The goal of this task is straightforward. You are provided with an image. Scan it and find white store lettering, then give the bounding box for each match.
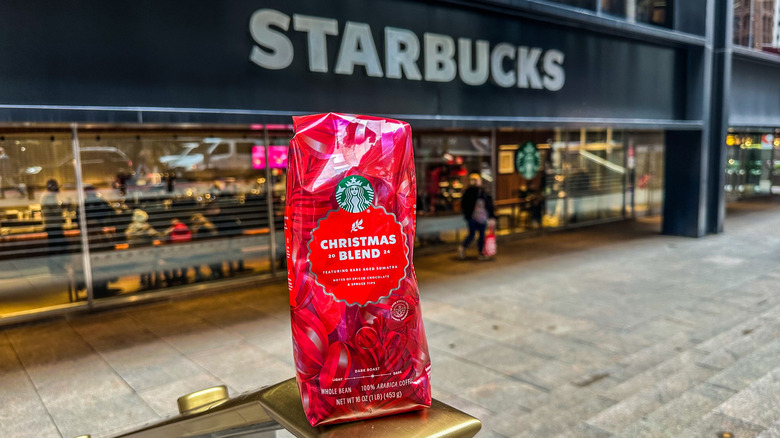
[248,8,565,91]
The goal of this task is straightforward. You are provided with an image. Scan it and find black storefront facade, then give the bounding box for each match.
[0,0,760,324]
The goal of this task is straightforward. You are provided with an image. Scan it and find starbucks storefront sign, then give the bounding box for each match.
[249,8,566,91]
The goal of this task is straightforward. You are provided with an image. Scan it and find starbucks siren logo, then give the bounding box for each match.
[515,141,541,180]
[336,176,374,213]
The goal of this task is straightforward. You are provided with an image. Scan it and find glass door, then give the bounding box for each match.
[632,133,665,217]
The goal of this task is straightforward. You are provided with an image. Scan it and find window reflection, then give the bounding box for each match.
[0,133,85,314]
[565,129,625,224]
[548,0,598,11]
[734,0,780,53]
[546,0,673,28]
[414,134,492,246]
[0,130,292,314]
[76,132,287,299]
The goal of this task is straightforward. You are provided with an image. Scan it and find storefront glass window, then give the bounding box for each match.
[493,130,552,234]
[415,133,492,247]
[546,0,673,28]
[547,0,597,11]
[725,132,777,200]
[544,130,567,229]
[74,131,281,300]
[733,0,780,53]
[0,126,664,318]
[630,132,665,217]
[634,0,672,27]
[565,129,626,224]
[601,0,627,17]
[774,138,780,193]
[0,132,87,315]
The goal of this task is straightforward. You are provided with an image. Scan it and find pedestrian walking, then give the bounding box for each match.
[40,179,66,272]
[458,173,495,260]
[125,208,160,289]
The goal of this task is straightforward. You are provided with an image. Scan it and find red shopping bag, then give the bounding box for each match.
[483,224,497,257]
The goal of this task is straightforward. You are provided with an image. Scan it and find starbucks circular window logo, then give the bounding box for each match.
[335,175,374,213]
[515,141,541,180]
[390,300,409,321]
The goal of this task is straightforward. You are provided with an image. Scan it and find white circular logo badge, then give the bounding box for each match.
[390,300,409,321]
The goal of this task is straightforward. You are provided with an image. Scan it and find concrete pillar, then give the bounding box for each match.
[663,130,708,237]
[662,0,732,237]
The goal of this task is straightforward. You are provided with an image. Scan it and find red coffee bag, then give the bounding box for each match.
[285,113,431,426]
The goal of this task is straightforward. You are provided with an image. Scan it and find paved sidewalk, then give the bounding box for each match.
[3,199,780,437]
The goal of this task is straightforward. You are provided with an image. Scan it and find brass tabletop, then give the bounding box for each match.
[114,378,481,438]
[257,378,482,438]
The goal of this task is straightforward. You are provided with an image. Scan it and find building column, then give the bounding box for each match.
[662,0,731,237]
[663,130,708,237]
[706,0,733,234]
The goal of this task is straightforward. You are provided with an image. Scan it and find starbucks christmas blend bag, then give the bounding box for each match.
[285,113,431,426]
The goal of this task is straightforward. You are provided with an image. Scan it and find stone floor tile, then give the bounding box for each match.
[675,411,764,438]
[587,364,716,434]
[187,301,270,328]
[27,355,134,404]
[218,310,290,341]
[505,331,617,370]
[624,317,697,345]
[451,341,548,377]
[0,370,53,434]
[160,322,245,355]
[428,352,506,396]
[426,323,500,356]
[108,352,205,392]
[189,342,282,377]
[137,373,226,417]
[717,368,780,428]
[457,377,547,412]
[602,350,707,401]
[244,329,294,363]
[0,416,60,438]
[494,395,615,438]
[189,342,295,392]
[71,312,160,351]
[613,383,735,437]
[7,322,93,367]
[708,339,780,392]
[48,392,159,438]
[608,332,692,381]
[553,423,613,438]
[757,419,780,438]
[215,363,295,394]
[511,358,595,391]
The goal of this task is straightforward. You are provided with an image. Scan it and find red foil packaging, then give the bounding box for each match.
[285,113,432,426]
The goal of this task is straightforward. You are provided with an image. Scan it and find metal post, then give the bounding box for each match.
[263,126,277,277]
[626,0,636,23]
[72,124,95,305]
[749,0,755,48]
[621,130,628,218]
[562,130,570,228]
[490,127,497,211]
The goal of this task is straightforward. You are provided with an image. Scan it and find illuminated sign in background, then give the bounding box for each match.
[252,145,289,169]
